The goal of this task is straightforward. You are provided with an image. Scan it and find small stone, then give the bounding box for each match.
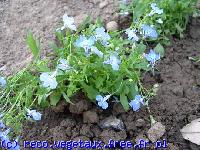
[99,116,125,130]
[99,1,108,9]
[106,21,118,31]
[147,122,166,142]
[83,111,99,123]
[135,119,146,128]
[74,14,88,28]
[172,85,183,97]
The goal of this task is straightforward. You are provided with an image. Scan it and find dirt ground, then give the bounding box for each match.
[0,0,119,76]
[1,0,200,150]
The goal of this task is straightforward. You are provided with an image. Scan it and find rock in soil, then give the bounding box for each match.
[99,1,108,9]
[135,119,146,128]
[106,21,118,31]
[83,111,99,124]
[99,116,125,130]
[147,122,166,142]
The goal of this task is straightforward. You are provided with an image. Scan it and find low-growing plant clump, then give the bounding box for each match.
[0,0,198,149]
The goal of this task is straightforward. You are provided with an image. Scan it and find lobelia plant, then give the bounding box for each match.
[0,11,162,141]
[120,0,197,44]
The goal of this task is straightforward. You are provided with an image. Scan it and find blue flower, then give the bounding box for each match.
[0,76,6,88]
[40,72,58,89]
[91,46,104,58]
[57,59,71,71]
[125,29,139,42]
[96,95,111,109]
[129,95,144,111]
[149,3,163,16]
[141,24,158,39]
[0,120,5,129]
[75,35,95,56]
[27,109,42,121]
[0,128,10,140]
[95,27,111,46]
[60,14,77,31]
[144,49,160,67]
[103,54,121,71]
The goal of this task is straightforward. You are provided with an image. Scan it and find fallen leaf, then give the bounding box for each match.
[180,118,200,145]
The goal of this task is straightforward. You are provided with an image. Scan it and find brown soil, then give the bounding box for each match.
[0,0,118,76]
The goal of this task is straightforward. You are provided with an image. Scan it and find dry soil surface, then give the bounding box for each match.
[0,0,119,76]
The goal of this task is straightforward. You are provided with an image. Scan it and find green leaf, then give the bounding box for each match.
[120,93,129,111]
[50,92,61,106]
[62,92,74,105]
[154,43,165,58]
[81,82,98,101]
[135,61,149,70]
[26,32,40,58]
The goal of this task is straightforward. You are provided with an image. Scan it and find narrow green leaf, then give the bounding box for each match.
[62,92,74,105]
[26,32,40,58]
[50,92,61,106]
[154,43,165,58]
[120,93,129,111]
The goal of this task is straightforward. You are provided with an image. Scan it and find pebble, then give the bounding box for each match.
[99,1,108,9]
[147,122,166,142]
[106,21,118,31]
[99,116,125,130]
[135,119,146,128]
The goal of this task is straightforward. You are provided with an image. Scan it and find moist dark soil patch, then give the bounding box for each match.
[21,24,200,150]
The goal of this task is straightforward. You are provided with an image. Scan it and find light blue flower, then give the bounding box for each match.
[27,109,42,121]
[40,72,58,89]
[0,120,5,129]
[96,95,111,109]
[144,49,160,67]
[148,3,163,16]
[91,46,104,58]
[125,29,139,42]
[75,35,95,56]
[60,14,77,31]
[141,24,158,39]
[57,59,71,71]
[129,95,144,111]
[0,76,6,88]
[103,54,121,71]
[157,18,163,24]
[95,27,111,46]
[0,128,10,140]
